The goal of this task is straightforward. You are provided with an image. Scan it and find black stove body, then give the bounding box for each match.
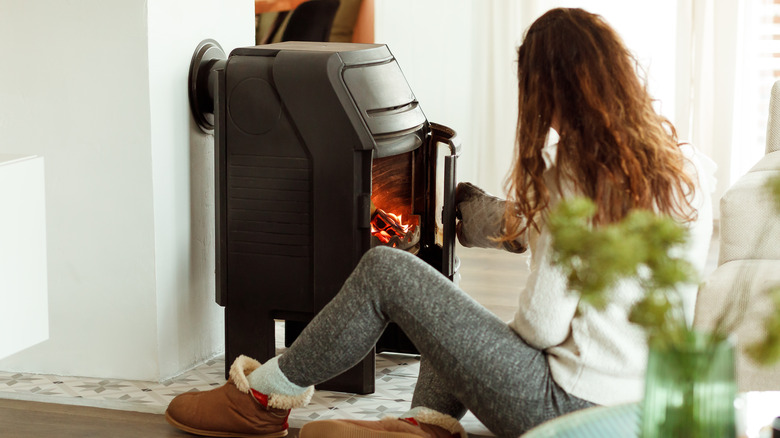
[189,41,459,394]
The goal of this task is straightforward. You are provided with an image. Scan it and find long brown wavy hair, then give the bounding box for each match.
[503,8,697,240]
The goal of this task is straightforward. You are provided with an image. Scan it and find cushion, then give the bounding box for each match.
[767,81,780,154]
[694,259,780,391]
[748,150,780,173]
[718,167,780,264]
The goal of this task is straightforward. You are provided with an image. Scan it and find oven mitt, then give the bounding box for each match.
[455,182,527,253]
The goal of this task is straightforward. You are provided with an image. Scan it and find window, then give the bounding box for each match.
[732,0,777,180]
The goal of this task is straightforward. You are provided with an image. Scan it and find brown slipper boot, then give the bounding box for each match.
[165,355,313,438]
[299,407,467,438]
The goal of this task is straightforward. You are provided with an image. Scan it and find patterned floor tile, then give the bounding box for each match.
[325,395,414,420]
[0,352,492,436]
[370,374,418,402]
[287,390,354,425]
[376,353,421,378]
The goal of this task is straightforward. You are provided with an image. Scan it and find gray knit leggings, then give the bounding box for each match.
[277,246,594,437]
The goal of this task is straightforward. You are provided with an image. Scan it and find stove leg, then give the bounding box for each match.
[283,319,376,394]
[224,305,276,379]
[314,348,376,395]
[224,308,375,394]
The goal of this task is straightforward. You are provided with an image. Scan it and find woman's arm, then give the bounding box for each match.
[455,182,527,253]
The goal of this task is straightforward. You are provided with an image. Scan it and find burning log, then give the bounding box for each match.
[370,202,419,250]
[371,208,410,243]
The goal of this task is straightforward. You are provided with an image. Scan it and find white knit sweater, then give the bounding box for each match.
[507,142,716,406]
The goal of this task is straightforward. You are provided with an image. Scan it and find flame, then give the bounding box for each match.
[370,209,414,244]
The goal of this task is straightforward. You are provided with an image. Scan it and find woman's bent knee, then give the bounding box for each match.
[359,246,420,272]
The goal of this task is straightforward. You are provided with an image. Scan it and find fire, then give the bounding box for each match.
[370,208,413,244]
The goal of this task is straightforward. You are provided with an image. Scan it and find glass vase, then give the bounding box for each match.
[641,331,737,438]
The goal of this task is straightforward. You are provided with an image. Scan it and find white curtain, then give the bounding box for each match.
[727,0,776,176]
[672,0,773,217]
[680,0,743,218]
[467,0,523,197]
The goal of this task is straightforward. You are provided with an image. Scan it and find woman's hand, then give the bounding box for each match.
[455,182,526,253]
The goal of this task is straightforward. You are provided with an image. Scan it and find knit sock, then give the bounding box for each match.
[246,355,309,397]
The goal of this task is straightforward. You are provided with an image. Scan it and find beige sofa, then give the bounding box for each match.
[694,80,780,391]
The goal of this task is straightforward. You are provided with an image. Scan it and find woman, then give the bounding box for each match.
[165,8,714,438]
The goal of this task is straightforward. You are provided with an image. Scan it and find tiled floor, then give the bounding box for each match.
[0,356,225,412]
[0,323,493,436]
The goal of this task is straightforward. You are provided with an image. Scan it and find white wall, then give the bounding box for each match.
[374,0,483,189]
[147,0,253,379]
[0,0,253,381]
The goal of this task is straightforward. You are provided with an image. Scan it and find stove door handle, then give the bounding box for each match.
[431,123,461,279]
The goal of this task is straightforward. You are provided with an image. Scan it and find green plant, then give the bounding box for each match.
[548,175,780,363]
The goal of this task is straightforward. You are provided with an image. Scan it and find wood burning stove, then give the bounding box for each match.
[188,40,459,394]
